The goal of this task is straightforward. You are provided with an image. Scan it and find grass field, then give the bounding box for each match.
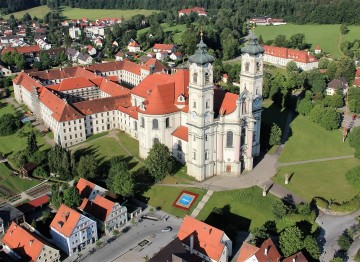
[0,163,40,194]
[197,187,278,230]
[255,24,360,58]
[279,115,354,162]
[142,186,206,218]
[5,6,158,20]
[137,23,187,45]
[272,158,360,202]
[117,131,141,160]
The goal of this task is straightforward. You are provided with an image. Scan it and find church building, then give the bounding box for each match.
[12,34,264,181]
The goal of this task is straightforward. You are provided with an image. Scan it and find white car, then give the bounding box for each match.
[161,226,172,232]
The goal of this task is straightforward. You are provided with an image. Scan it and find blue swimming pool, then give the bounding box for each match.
[179,195,194,206]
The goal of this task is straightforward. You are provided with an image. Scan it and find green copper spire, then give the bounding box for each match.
[241,31,265,55]
[188,33,215,65]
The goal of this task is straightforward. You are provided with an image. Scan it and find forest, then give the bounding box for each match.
[3,0,360,24]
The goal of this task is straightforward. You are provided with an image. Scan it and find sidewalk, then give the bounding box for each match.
[190,190,213,217]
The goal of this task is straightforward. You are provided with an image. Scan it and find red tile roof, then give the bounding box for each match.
[73,95,131,115]
[283,251,308,262]
[3,222,46,261]
[1,45,40,55]
[153,43,175,51]
[254,238,281,262]
[237,242,259,262]
[128,41,140,47]
[30,67,97,81]
[76,178,95,198]
[214,89,239,116]
[79,195,115,221]
[51,77,95,91]
[96,78,130,96]
[354,78,360,86]
[17,195,49,214]
[263,45,317,63]
[118,105,138,119]
[131,73,170,98]
[172,126,188,141]
[356,68,360,78]
[50,204,81,237]
[13,72,43,93]
[177,216,226,261]
[178,7,207,15]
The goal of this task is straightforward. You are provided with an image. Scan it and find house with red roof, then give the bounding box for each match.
[178,7,207,17]
[79,195,127,235]
[237,238,281,262]
[354,68,360,86]
[314,45,322,54]
[127,40,141,52]
[76,178,108,200]
[177,216,232,262]
[3,222,60,262]
[12,34,264,180]
[153,43,176,60]
[263,45,318,71]
[50,204,98,256]
[249,16,286,26]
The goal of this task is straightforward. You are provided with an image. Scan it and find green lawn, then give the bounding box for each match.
[279,115,354,162]
[197,187,278,230]
[5,6,158,20]
[255,24,360,58]
[137,23,187,45]
[74,137,142,170]
[117,131,141,159]
[272,158,360,202]
[142,186,206,218]
[0,163,40,194]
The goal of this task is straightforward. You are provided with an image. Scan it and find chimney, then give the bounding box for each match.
[190,234,194,254]
[292,254,297,262]
[29,240,34,247]
[209,228,212,234]
[264,247,268,256]
[65,211,70,220]
[58,221,63,228]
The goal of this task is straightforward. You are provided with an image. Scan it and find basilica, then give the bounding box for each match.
[13,34,264,181]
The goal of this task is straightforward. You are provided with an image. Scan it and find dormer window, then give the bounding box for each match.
[178,95,185,102]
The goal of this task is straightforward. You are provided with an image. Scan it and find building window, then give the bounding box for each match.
[165,117,170,128]
[141,117,145,128]
[245,62,250,72]
[205,150,209,160]
[134,121,137,131]
[226,131,234,148]
[205,134,208,141]
[205,72,210,83]
[192,150,196,160]
[153,137,159,145]
[193,72,198,83]
[152,119,159,130]
[193,101,196,109]
[178,140,182,151]
[206,100,210,109]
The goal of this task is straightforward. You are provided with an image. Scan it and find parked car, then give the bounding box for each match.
[161,226,172,232]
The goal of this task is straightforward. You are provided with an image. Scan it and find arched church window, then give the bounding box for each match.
[205,150,209,160]
[165,117,170,128]
[192,150,196,160]
[141,117,145,128]
[242,100,247,114]
[193,72,198,83]
[256,61,261,71]
[178,140,182,151]
[241,128,246,145]
[226,131,233,148]
[152,119,159,130]
[205,72,210,83]
[245,62,250,72]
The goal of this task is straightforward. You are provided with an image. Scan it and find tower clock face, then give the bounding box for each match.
[205,111,211,122]
[191,111,197,120]
[254,96,262,108]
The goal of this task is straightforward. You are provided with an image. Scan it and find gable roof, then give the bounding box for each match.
[79,195,115,221]
[153,43,175,51]
[76,178,95,198]
[95,78,130,96]
[50,204,81,237]
[0,204,24,225]
[49,77,95,91]
[73,95,131,115]
[29,66,97,81]
[3,222,45,261]
[128,41,140,47]
[263,45,317,63]
[237,242,259,262]
[1,45,40,55]
[254,238,281,262]
[13,72,43,93]
[177,216,226,261]
[149,237,190,262]
[172,126,188,141]
[327,77,348,90]
[283,251,308,262]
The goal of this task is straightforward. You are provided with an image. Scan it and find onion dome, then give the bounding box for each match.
[241,31,264,55]
[188,36,214,65]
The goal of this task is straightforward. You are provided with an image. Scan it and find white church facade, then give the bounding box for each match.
[12,35,264,181]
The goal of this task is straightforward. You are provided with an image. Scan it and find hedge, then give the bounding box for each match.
[314,196,360,213]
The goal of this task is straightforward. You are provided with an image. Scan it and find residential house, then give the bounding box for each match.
[79,195,127,235]
[2,222,60,262]
[0,65,12,76]
[177,216,232,262]
[36,39,51,50]
[170,52,183,61]
[77,53,93,65]
[69,27,81,39]
[262,45,318,71]
[87,45,97,56]
[115,51,124,61]
[93,38,103,48]
[127,41,141,53]
[50,204,98,256]
[153,43,176,54]
[283,251,308,262]
[66,48,79,62]
[249,16,286,26]
[237,238,281,262]
[76,178,108,200]
[326,77,349,96]
[178,7,207,17]
[0,203,25,235]
[1,45,41,63]
[149,237,191,262]
[0,35,24,45]
[314,45,322,54]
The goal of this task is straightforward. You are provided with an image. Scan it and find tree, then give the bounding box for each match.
[145,142,174,181]
[286,61,298,73]
[348,126,360,149]
[33,166,49,178]
[304,236,320,260]
[318,57,329,69]
[296,98,313,116]
[107,157,135,197]
[288,33,308,50]
[340,24,349,35]
[269,123,282,146]
[307,69,326,94]
[279,226,304,257]
[63,186,81,208]
[251,226,269,245]
[337,232,353,251]
[273,35,287,47]
[222,34,238,60]
[272,200,288,219]
[309,105,340,130]
[77,155,98,179]
[0,114,21,136]
[335,57,356,83]
[26,131,39,154]
[345,165,360,190]
[50,183,63,209]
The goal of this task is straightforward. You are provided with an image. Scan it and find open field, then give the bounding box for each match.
[279,115,354,162]
[0,163,40,194]
[137,23,187,44]
[272,158,360,202]
[117,131,141,160]
[197,187,278,230]
[255,24,360,58]
[5,6,158,20]
[141,186,206,218]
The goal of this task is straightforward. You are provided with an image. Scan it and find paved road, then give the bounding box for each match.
[80,209,182,262]
[316,209,360,262]
[277,155,355,167]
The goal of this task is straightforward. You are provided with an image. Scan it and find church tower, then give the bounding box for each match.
[186,36,215,181]
[239,32,264,169]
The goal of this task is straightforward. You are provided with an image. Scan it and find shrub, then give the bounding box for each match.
[354,248,360,262]
[0,114,21,136]
[345,165,360,191]
[272,200,289,219]
[337,232,353,251]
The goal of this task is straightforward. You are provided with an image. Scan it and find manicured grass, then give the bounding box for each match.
[262,99,289,130]
[137,23,187,45]
[197,187,278,230]
[74,137,142,170]
[0,102,17,115]
[279,115,354,162]
[117,131,141,159]
[272,158,360,202]
[5,6,158,20]
[0,163,40,194]
[61,7,158,20]
[255,24,360,58]
[142,186,206,218]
